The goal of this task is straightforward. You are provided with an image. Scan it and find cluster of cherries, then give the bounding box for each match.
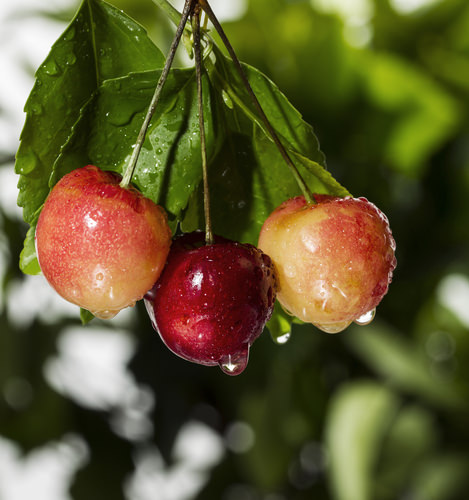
[36,165,396,375]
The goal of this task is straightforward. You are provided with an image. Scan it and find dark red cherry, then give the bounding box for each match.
[144,232,277,375]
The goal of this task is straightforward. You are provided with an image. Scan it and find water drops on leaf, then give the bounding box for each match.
[30,103,43,116]
[222,89,234,109]
[43,59,61,76]
[63,26,76,41]
[65,53,77,66]
[16,149,38,175]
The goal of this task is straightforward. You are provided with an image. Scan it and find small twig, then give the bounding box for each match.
[192,4,213,245]
[199,0,315,203]
[120,0,195,188]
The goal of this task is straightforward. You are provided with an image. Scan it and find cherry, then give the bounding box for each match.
[35,165,172,319]
[144,232,277,375]
[258,195,396,333]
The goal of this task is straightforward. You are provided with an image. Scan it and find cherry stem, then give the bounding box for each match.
[199,0,315,204]
[120,0,196,189]
[192,6,214,245]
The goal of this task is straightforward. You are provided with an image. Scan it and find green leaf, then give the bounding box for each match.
[325,381,399,500]
[80,308,95,325]
[346,323,468,411]
[19,219,41,275]
[209,45,326,166]
[15,0,164,273]
[182,46,349,244]
[181,129,261,242]
[51,67,220,217]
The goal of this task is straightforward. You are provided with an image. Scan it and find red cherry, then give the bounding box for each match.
[144,232,277,375]
[36,165,172,318]
[258,195,396,333]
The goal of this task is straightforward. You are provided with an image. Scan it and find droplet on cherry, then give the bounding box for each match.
[313,321,352,334]
[144,231,277,375]
[354,308,376,326]
[219,347,250,376]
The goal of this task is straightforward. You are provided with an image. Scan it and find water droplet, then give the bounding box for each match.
[314,321,351,334]
[222,90,234,109]
[354,308,376,326]
[219,347,250,376]
[43,59,60,76]
[65,52,77,65]
[30,103,43,115]
[95,273,104,281]
[17,148,38,175]
[274,332,291,345]
[92,309,118,320]
[63,26,76,41]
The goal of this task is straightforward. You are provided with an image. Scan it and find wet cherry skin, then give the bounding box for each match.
[36,165,172,319]
[144,232,277,375]
[258,195,396,333]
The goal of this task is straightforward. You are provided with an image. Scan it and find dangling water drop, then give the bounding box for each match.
[92,309,118,320]
[314,321,351,334]
[219,346,250,376]
[274,331,291,345]
[354,308,376,326]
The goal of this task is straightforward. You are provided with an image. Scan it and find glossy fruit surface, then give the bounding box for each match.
[258,195,396,333]
[36,165,172,319]
[144,232,277,375]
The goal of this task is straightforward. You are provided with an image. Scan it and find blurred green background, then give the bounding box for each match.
[2,0,469,499]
